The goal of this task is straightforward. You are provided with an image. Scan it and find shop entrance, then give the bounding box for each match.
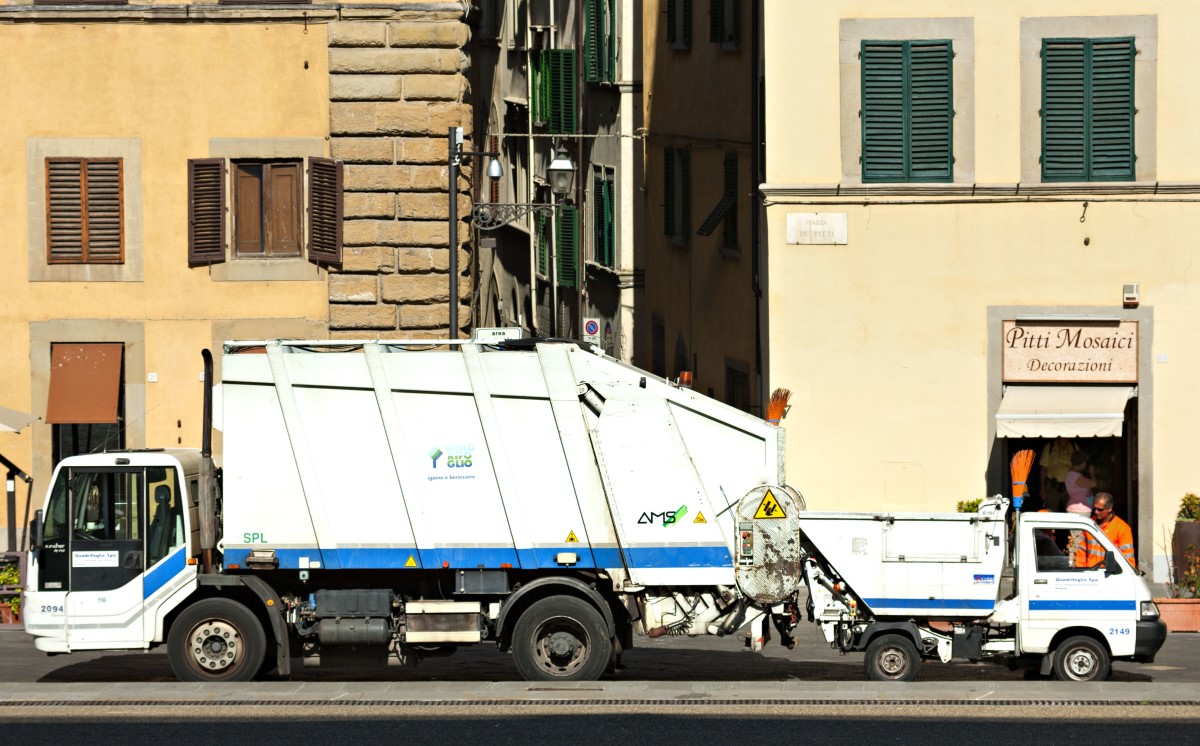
[999,396,1138,550]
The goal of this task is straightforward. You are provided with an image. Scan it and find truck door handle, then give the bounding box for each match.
[1034,578,1048,584]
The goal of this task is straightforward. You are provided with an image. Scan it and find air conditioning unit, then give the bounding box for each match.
[1123,282,1140,308]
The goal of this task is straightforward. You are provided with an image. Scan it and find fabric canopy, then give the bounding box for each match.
[45,343,123,425]
[0,406,36,433]
[996,385,1134,438]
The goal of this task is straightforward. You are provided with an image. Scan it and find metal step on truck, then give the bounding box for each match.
[19,338,1166,682]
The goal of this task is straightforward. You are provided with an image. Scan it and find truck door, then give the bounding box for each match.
[1018,522,1138,656]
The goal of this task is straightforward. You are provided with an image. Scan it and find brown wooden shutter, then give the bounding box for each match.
[188,158,227,266]
[47,157,124,265]
[266,162,302,256]
[47,159,85,264]
[307,157,343,267]
[85,159,124,262]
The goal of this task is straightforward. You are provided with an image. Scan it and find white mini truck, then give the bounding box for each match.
[21,339,1166,682]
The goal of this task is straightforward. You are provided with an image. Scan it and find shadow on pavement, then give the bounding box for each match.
[34,645,1153,684]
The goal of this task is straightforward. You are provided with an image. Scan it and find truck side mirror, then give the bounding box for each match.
[29,508,43,552]
[1104,549,1123,577]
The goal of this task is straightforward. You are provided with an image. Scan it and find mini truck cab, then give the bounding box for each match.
[23,449,200,652]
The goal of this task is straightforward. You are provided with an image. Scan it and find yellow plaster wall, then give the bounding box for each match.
[0,23,331,535]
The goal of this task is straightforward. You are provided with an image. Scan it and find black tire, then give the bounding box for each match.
[167,598,267,683]
[1052,635,1111,682]
[511,596,612,682]
[864,634,922,682]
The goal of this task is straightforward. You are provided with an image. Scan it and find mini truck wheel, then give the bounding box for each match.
[864,634,922,682]
[1052,635,1111,682]
[511,596,612,682]
[167,598,267,683]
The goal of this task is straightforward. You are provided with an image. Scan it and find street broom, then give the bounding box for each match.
[766,388,791,424]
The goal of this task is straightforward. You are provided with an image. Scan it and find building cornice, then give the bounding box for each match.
[0,3,466,23]
[760,182,1200,199]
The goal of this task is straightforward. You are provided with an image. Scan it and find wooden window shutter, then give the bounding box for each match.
[47,157,124,265]
[699,152,737,237]
[536,211,549,276]
[722,151,738,247]
[709,0,722,43]
[592,169,604,264]
[585,0,601,82]
[548,50,577,134]
[555,204,579,288]
[233,163,265,257]
[663,148,675,236]
[46,159,85,264]
[603,174,615,268]
[307,157,344,267]
[862,40,952,183]
[489,136,501,203]
[907,40,953,182]
[1088,38,1135,180]
[188,158,226,266]
[605,0,617,82]
[1041,39,1088,181]
[682,0,693,47]
[667,0,677,44]
[680,149,691,242]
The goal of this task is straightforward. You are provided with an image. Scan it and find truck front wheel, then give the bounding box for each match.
[1052,635,1111,682]
[167,598,266,683]
[864,634,922,682]
[511,596,612,681]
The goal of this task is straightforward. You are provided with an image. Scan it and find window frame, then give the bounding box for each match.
[663,147,691,247]
[667,0,693,52]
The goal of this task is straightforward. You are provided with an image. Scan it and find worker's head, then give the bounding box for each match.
[1092,492,1114,522]
[1071,450,1089,467]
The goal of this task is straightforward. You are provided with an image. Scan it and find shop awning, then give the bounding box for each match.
[996,385,1134,438]
[45,343,123,425]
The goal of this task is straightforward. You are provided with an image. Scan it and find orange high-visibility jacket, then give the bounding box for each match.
[1075,514,1136,569]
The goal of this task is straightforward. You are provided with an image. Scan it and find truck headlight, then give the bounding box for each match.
[1140,601,1160,620]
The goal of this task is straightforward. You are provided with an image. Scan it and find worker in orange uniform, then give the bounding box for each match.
[1074,492,1136,569]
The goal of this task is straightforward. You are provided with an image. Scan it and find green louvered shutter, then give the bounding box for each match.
[603,177,615,267]
[861,41,907,181]
[592,169,604,264]
[536,211,549,276]
[908,41,953,181]
[605,0,617,82]
[862,40,952,182]
[1089,38,1135,180]
[709,0,722,43]
[556,204,579,288]
[667,0,677,44]
[682,0,693,46]
[1042,39,1088,181]
[680,149,691,241]
[548,50,577,134]
[663,148,675,236]
[585,0,601,82]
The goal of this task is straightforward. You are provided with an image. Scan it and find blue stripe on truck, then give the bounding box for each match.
[222,545,727,570]
[143,548,186,599]
[1028,600,1137,611]
[862,597,996,611]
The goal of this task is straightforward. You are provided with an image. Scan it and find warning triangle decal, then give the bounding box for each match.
[566,531,580,543]
[694,512,707,524]
[404,555,418,568]
[753,490,786,519]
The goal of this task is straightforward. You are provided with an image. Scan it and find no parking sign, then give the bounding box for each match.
[583,318,601,346]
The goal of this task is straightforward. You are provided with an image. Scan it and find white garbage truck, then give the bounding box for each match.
[20,338,1165,683]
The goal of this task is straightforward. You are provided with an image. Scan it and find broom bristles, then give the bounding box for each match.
[766,388,791,423]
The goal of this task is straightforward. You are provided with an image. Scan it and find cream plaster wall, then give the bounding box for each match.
[764,1,1200,582]
[0,23,332,541]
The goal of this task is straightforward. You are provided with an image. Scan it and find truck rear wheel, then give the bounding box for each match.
[511,596,612,682]
[168,598,266,683]
[864,634,922,682]
[1052,635,1110,682]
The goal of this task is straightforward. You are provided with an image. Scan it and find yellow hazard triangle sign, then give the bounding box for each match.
[565,531,580,543]
[693,512,707,524]
[754,490,786,519]
[404,555,418,568]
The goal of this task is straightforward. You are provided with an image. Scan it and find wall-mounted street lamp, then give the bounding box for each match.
[448,126,502,338]
[465,143,576,337]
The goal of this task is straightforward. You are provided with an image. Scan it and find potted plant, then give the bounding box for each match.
[1157,494,1200,632]
[0,560,20,625]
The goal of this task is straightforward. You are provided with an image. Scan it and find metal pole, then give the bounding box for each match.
[448,126,460,338]
[549,198,558,337]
